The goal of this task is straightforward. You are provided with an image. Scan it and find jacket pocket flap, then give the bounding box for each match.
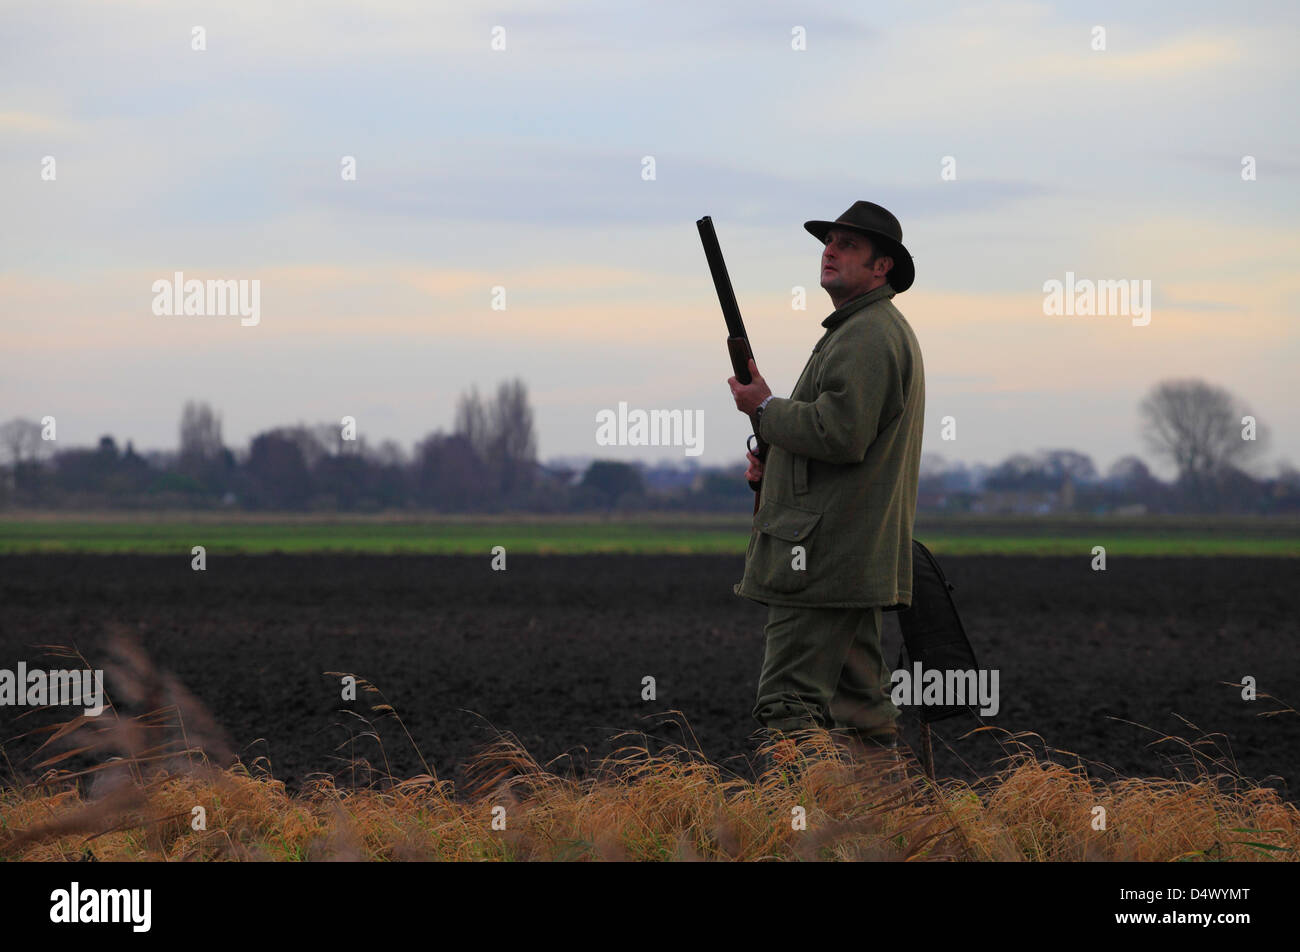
[754,501,822,542]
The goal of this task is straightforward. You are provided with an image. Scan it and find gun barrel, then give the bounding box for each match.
[698,213,768,502]
[696,216,749,342]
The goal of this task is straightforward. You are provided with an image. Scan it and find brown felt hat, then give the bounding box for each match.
[804,200,915,293]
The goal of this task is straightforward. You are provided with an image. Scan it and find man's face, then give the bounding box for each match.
[820,228,890,300]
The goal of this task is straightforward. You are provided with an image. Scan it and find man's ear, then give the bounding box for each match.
[875,255,894,276]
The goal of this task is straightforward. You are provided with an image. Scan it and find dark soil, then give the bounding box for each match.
[1,554,1296,801]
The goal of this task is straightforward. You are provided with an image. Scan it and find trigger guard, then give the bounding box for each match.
[746,434,758,454]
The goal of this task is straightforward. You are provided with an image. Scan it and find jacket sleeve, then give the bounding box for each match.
[758,325,904,464]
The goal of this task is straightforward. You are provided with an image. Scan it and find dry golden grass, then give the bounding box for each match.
[1,636,1297,862]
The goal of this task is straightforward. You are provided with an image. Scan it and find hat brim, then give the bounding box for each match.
[804,220,914,293]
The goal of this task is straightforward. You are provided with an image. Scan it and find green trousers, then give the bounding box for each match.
[752,604,900,738]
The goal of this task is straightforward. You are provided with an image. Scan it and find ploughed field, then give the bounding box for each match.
[1,553,1297,802]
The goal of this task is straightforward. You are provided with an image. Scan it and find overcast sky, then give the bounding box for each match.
[3,0,1297,479]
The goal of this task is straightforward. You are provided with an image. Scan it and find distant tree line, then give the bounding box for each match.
[0,377,751,514]
[0,378,1295,514]
[921,379,1296,514]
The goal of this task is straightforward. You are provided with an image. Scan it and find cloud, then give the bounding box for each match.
[0,110,77,136]
[1091,33,1239,79]
[303,143,1052,230]
[1166,151,1300,178]
[785,14,1277,131]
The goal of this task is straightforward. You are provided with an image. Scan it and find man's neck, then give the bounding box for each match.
[828,280,887,310]
[832,284,883,310]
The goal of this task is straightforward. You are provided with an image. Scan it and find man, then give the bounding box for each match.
[727,200,925,752]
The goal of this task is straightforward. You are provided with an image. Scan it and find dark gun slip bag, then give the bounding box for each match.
[892,540,983,725]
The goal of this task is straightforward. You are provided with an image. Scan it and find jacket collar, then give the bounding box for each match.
[821,283,896,329]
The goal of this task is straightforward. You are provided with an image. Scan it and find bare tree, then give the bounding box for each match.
[490,378,538,496]
[1139,379,1265,508]
[0,418,45,467]
[179,401,224,471]
[453,386,490,463]
[452,379,538,497]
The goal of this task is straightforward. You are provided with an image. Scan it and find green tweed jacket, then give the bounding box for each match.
[734,283,925,608]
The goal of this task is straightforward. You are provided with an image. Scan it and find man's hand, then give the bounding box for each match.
[744,450,765,483]
[728,358,772,416]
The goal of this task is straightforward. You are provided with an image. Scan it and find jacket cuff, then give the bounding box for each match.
[758,397,785,443]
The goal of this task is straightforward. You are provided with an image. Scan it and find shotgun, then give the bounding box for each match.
[697,215,768,508]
